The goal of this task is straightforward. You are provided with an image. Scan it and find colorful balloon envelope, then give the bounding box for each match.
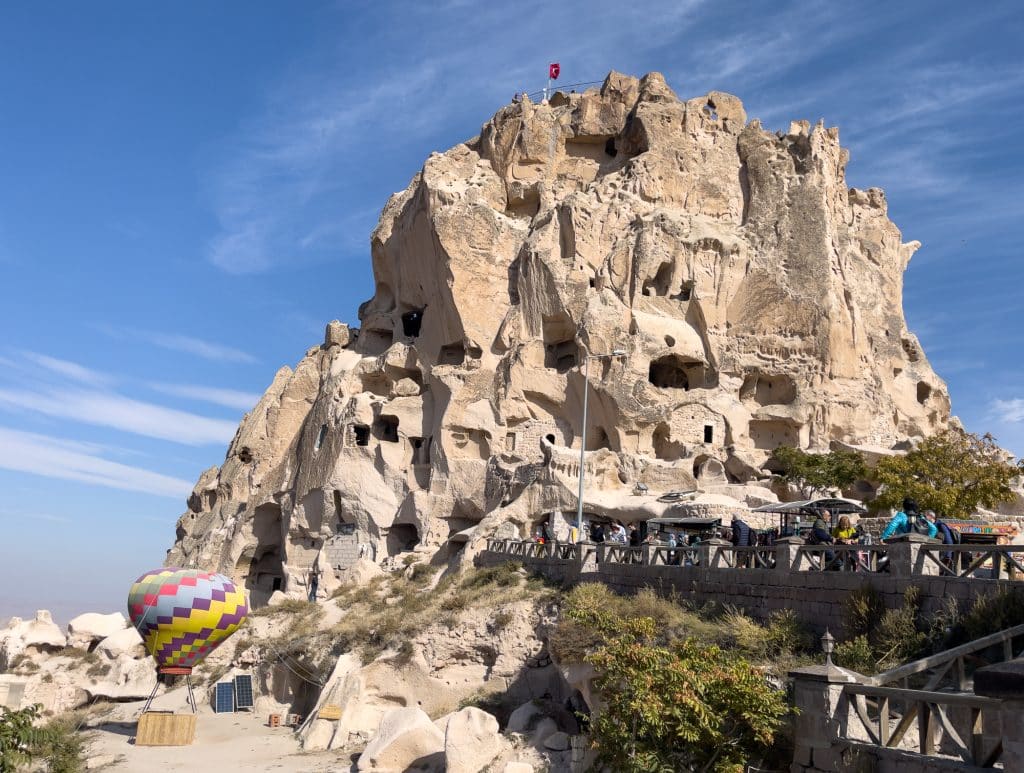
[128,568,248,671]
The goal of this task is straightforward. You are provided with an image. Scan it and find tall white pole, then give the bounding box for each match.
[576,354,590,543]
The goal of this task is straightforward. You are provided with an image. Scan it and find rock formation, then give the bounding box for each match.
[167,71,950,602]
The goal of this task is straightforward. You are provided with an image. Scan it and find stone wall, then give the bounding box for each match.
[477,545,1021,635]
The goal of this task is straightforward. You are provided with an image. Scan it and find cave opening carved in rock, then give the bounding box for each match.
[740,373,797,406]
[374,415,400,443]
[648,354,707,391]
[542,313,578,372]
[386,523,420,557]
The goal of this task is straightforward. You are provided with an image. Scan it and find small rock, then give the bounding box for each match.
[85,753,117,769]
[543,731,570,751]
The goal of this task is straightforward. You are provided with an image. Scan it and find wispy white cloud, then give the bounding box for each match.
[204,0,708,274]
[146,333,257,364]
[0,427,192,498]
[993,399,1024,424]
[148,382,262,412]
[19,350,112,387]
[94,325,258,364]
[0,508,71,524]
[0,387,238,446]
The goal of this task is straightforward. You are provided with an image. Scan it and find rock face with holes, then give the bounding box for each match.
[166,71,950,596]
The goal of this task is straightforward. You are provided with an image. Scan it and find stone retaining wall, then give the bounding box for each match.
[476,548,1019,635]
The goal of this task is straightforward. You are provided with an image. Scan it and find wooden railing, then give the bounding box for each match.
[647,545,700,566]
[796,544,888,572]
[870,623,1024,691]
[716,545,776,569]
[483,538,1024,582]
[844,683,1002,766]
[601,544,645,564]
[920,544,1024,580]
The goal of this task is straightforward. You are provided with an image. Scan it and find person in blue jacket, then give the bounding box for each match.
[881,498,937,540]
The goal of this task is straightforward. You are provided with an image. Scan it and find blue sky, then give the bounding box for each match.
[1,1,1022,622]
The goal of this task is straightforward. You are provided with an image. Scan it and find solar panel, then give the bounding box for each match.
[214,681,235,713]
[233,674,254,710]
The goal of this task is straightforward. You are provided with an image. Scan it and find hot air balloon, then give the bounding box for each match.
[128,568,248,673]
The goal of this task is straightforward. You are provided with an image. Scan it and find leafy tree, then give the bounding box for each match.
[770,446,867,499]
[1,704,44,773]
[0,704,82,773]
[566,604,788,772]
[872,429,1023,517]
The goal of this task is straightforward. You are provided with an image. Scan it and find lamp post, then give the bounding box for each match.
[576,348,627,542]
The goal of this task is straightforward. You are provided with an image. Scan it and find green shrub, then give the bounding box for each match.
[0,704,84,773]
[569,610,788,772]
[58,648,99,666]
[489,610,514,632]
[8,655,38,673]
[254,598,319,617]
[953,588,1024,645]
[85,661,111,678]
[460,562,523,590]
[408,563,438,585]
[843,584,885,639]
[835,635,876,674]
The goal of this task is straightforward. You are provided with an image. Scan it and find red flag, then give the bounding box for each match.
[549,62,560,80]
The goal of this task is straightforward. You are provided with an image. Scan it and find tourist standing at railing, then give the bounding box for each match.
[925,510,957,566]
[731,515,754,567]
[806,510,837,567]
[666,531,679,565]
[881,498,937,540]
[611,520,628,544]
[832,515,858,571]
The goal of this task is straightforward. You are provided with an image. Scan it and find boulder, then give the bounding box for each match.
[507,701,544,734]
[530,717,559,747]
[0,610,66,668]
[503,764,535,773]
[324,320,351,348]
[95,626,145,659]
[87,656,157,701]
[67,612,128,649]
[543,730,571,751]
[338,558,384,588]
[443,707,505,773]
[357,707,444,772]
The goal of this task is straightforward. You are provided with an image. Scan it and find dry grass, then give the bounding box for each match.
[550,583,815,678]
[324,561,551,664]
